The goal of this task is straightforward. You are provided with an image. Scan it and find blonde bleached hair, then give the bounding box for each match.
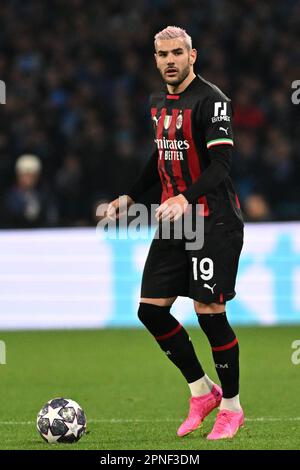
[154,26,192,50]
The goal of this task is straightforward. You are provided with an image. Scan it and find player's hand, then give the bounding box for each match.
[155,194,188,222]
[106,195,134,220]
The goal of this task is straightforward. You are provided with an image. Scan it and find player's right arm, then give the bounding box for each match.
[106,195,134,220]
[127,149,160,202]
[107,149,160,219]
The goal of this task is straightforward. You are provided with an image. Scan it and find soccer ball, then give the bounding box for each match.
[36,398,87,443]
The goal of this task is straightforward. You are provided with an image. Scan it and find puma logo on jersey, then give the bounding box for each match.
[203,283,216,293]
[219,127,229,135]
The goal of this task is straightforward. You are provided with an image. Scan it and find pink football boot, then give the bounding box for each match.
[177,384,222,437]
[207,408,244,440]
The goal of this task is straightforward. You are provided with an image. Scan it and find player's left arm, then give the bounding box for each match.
[156,96,234,221]
[181,95,234,203]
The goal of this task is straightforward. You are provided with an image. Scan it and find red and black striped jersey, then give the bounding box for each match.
[129,75,243,232]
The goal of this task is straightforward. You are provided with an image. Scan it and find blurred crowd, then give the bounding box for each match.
[0,0,299,228]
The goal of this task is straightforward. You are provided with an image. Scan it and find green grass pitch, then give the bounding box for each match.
[0,326,299,450]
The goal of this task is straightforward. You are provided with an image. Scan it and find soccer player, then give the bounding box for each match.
[107,26,244,440]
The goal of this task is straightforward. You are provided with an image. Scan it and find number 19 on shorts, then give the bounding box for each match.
[192,257,214,281]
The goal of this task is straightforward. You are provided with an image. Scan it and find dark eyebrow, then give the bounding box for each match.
[157,48,184,54]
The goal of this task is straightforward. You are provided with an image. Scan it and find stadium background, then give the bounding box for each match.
[0,0,299,328]
[0,0,299,451]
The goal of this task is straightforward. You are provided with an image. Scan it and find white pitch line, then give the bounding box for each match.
[1,417,300,426]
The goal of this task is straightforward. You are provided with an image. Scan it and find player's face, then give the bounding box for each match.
[154,38,196,86]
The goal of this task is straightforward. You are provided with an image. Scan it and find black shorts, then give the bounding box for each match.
[141,223,244,304]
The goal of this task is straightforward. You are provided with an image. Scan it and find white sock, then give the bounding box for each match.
[220,394,242,412]
[188,374,214,397]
